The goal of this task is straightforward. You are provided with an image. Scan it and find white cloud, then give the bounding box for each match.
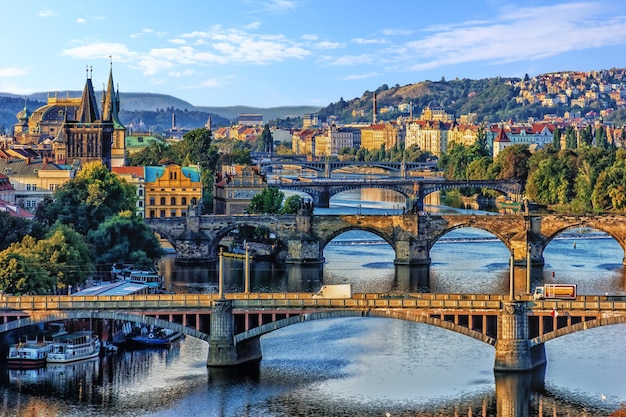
[301,34,318,41]
[261,0,298,14]
[0,67,28,77]
[313,41,344,50]
[352,38,387,45]
[342,72,381,81]
[38,10,56,18]
[322,54,375,66]
[381,28,414,36]
[62,42,137,62]
[168,69,195,77]
[245,21,261,29]
[76,18,86,24]
[401,2,626,71]
[169,39,187,45]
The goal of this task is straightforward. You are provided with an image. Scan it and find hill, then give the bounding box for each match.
[0,91,321,133]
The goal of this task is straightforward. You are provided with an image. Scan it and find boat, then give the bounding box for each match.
[127,326,182,347]
[111,263,167,293]
[47,331,101,364]
[6,339,52,369]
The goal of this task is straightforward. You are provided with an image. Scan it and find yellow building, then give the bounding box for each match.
[359,123,399,151]
[144,165,202,218]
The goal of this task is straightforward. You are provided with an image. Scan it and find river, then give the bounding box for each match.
[1,189,625,416]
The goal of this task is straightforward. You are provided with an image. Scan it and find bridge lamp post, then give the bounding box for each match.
[509,249,515,300]
[218,247,224,299]
[526,244,532,295]
[244,244,250,294]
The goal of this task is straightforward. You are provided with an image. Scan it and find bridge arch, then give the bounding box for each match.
[206,220,287,259]
[531,316,626,346]
[234,310,496,347]
[0,311,210,342]
[428,222,511,253]
[318,225,395,254]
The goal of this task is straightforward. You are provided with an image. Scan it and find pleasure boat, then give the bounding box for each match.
[47,331,101,363]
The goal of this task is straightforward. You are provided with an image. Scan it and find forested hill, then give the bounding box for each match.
[318,77,527,124]
[317,71,626,125]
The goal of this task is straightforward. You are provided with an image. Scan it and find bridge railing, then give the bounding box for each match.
[1,294,626,312]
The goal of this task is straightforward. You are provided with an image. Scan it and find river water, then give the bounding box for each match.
[2,189,626,417]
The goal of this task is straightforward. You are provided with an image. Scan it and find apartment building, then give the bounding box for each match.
[213,165,267,215]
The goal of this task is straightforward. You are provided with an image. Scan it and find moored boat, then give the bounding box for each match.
[6,340,52,369]
[47,331,101,364]
[127,326,182,347]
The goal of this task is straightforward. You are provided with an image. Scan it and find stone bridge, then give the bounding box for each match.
[267,178,520,208]
[146,212,626,267]
[2,293,626,372]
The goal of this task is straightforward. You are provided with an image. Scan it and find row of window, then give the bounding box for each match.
[147,197,198,206]
[148,210,187,218]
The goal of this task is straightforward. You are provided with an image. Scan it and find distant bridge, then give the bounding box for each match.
[266,178,521,209]
[2,293,626,372]
[259,159,438,178]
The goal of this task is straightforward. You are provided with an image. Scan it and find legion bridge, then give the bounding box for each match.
[147,210,626,268]
[2,292,626,372]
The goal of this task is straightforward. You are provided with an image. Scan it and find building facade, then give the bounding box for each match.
[213,165,267,215]
[143,165,202,218]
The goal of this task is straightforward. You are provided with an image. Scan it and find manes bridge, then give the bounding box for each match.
[2,292,626,373]
[266,178,521,209]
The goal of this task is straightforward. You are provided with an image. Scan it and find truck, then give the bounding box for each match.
[533,284,577,300]
[312,284,353,299]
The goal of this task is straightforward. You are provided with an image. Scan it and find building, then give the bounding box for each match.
[492,127,512,159]
[213,165,267,215]
[144,165,202,218]
[302,114,319,128]
[111,166,146,218]
[14,65,126,169]
[238,114,263,127]
[360,123,400,151]
[125,133,164,155]
[0,157,76,211]
[405,120,449,157]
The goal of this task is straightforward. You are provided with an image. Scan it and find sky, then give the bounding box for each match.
[2,0,626,108]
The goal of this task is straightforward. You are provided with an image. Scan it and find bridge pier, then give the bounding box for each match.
[494,301,546,372]
[207,299,262,367]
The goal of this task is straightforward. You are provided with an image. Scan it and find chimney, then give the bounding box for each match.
[373,93,377,124]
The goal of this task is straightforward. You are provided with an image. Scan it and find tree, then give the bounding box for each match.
[36,223,94,291]
[281,195,302,214]
[0,251,51,295]
[257,124,273,153]
[35,161,137,235]
[0,211,39,251]
[87,211,164,272]
[245,188,285,214]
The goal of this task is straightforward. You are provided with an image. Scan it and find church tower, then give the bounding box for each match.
[102,61,127,167]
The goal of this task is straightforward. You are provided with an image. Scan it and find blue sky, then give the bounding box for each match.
[1,0,626,108]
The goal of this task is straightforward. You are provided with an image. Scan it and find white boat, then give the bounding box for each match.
[6,340,52,369]
[47,331,101,364]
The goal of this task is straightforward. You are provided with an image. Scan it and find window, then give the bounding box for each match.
[170,210,177,217]
[160,210,166,218]
[149,197,155,205]
[149,209,155,218]
[171,197,176,205]
[191,197,197,205]
[170,171,177,180]
[138,189,143,197]
[49,184,55,191]
[138,201,143,207]
[181,197,187,206]
[160,197,166,205]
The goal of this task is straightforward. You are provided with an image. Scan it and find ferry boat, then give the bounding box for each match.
[47,331,101,364]
[111,264,167,293]
[6,340,52,369]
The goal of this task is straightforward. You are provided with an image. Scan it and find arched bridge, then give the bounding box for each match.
[266,178,520,209]
[2,293,626,372]
[259,159,438,178]
[146,213,626,268]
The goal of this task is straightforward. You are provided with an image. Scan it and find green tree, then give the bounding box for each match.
[257,124,273,153]
[0,251,51,295]
[35,161,137,235]
[37,223,94,292]
[245,188,285,214]
[0,211,41,251]
[87,211,164,272]
[281,195,302,214]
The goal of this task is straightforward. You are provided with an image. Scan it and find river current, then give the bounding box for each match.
[2,190,626,416]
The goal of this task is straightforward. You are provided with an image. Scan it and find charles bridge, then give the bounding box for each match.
[146,209,626,268]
